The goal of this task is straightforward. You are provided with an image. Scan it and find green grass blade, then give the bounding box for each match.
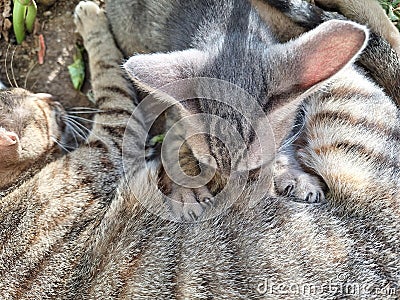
[25,1,37,33]
[13,0,27,44]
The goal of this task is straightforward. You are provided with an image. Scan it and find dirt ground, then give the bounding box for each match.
[0,0,100,108]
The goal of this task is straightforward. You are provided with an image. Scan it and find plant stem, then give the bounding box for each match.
[25,0,37,33]
[12,0,37,44]
[13,0,27,44]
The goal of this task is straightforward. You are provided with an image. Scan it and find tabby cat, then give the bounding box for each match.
[0,4,136,297]
[81,0,400,298]
[0,0,399,299]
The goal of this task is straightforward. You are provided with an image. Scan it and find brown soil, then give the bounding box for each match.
[0,0,100,108]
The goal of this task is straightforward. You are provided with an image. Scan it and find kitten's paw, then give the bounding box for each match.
[275,170,325,203]
[274,160,326,203]
[74,1,107,39]
[167,186,215,222]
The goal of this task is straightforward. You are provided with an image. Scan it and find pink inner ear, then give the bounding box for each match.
[299,21,367,89]
[0,130,18,147]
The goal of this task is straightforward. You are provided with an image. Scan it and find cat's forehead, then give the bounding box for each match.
[199,46,272,99]
[0,88,44,129]
[0,88,31,109]
[0,88,52,111]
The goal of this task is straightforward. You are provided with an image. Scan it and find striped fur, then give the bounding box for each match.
[254,0,400,212]
[278,66,400,215]
[0,1,399,299]
[82,0,399,298]
[0,3,136,298]
[258,0,400,106]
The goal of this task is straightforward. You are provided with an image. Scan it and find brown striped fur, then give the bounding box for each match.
[0,1,399,299]
[0,3,136,298]
[255,0,400,213]
[76,1,399,298]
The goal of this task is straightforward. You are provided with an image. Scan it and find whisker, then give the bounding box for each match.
[11,47,19,88]
[65,115,91,132]
[24,62,37,89]
[67,111,98,115]
[66,117,94,140]
[65,122,80,148]
[67,114,111,125]
[5,44,13,88]
[67,116,111,146]
[64,117,90,141]
[68,107,104,112]
[68,110,101,115]
[51,136,71,153]
[65,114,113,147]
[68,114,98,123]
[69,122,88,141]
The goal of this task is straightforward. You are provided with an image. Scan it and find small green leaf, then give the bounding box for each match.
[150,134,165,146]
[13,1,27,44]
[25,1,37,33]
[68,46,85,91]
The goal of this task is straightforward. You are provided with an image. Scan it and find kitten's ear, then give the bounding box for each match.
[272,20,369,91]
[242,20,370,171]
[0,130,18,147]
[123,49,208,91]
[263,20,369,153]
[123,48,207,151]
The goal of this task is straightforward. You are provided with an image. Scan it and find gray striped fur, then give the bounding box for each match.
[0,1,399,299]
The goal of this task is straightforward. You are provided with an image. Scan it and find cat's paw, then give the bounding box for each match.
[274,155,326,203]
[74,1,107,39]
[275,169,325,203]
[167,186,215,222]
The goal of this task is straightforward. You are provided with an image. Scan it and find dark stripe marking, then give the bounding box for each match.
[308,110,400,143]
[99,85,132,100]
[314,140,400,171]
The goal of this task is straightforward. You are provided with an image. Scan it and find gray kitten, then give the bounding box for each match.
[106,0,400,215]
[1,1,399,299]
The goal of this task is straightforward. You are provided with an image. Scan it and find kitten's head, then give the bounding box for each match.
[0,88,65,187]
[124,20,368,191]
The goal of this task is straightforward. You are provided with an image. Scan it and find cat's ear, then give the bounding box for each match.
[123,48,208,152]
[0,129,18,147]
[123,49,208,91]
[262,20,369,154]
[271,20,368,92]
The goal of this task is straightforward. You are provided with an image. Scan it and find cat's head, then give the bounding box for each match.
[124,20,368,189]
[0,88,66,187]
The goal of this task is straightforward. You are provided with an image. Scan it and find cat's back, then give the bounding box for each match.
[69,182,400,299]
[105,0,275,55]
[296,66,400,215]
